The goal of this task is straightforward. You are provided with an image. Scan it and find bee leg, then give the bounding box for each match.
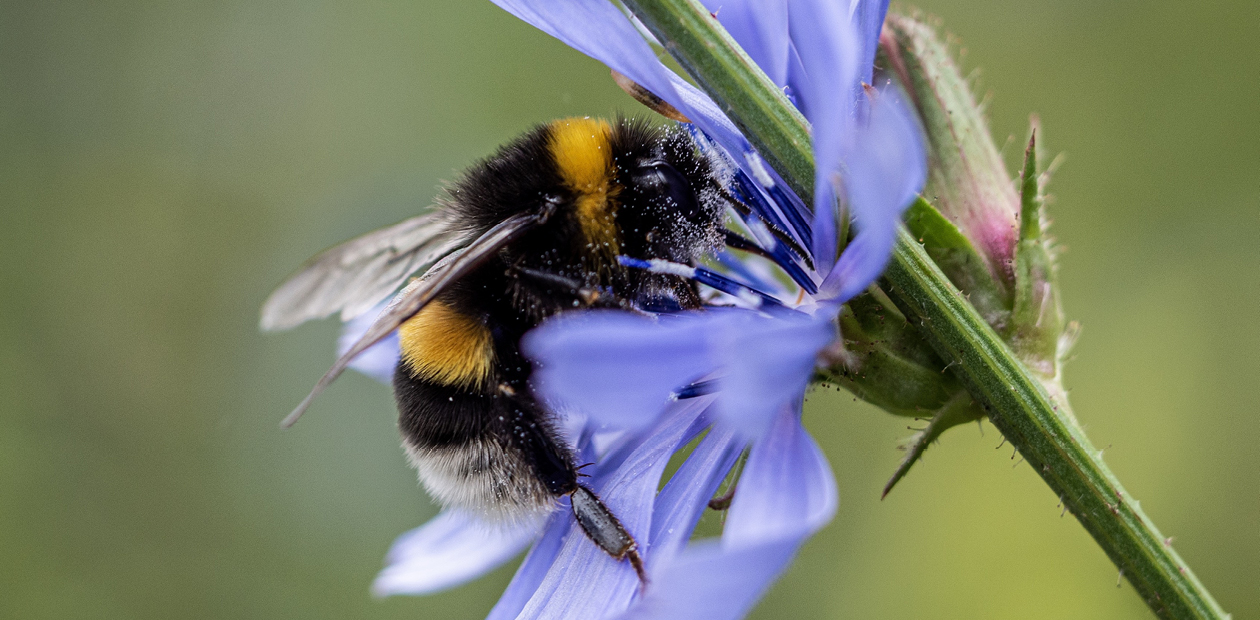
[506,264,624,309]
[722,229,777,262]
[707,484,736,510]
[569,484,648,587]
[610,69,691,123]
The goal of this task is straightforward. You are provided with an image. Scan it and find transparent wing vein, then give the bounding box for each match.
[260,210,469,331]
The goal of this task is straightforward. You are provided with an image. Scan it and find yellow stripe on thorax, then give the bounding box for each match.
[548,118,620,262]
[399,301,494,389]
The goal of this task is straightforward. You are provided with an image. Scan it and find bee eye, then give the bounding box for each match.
[632,160,699,218]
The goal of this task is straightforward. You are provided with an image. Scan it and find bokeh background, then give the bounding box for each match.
[2,1,1256,618]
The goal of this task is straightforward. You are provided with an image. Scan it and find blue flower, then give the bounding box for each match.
[365,0,926,618]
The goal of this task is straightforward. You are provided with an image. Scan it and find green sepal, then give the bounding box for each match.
[817,198,1002,489]
[904,196,1011,331]
[816,275,989,497]
[883,391,984,498]
[817,287,961,418]
[1008,131,1065,378]
[1019,130,1044,241]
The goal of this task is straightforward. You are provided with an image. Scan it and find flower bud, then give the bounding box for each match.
[877,13,1078,380]
[879,13,1019,327]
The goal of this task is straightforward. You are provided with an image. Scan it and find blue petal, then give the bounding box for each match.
[711,311,835,439]
[820,87,926,301]
[372,510,544,597]
[486,511,573,620]
[615,539,798,620]
[595,402,712,483]
[714,251,791,298]
[665,76,787,204]
[784,42,811,117]
[338,303,399,384]
[666,74,750,156]
[722,402,836,544]
[490,0,678,111]
[695,124,813,251]
[513,400,707,620]
[649,424,742,558]
[495,0,919,303]
[852,0,892,87]
[785,0,861,272]
[490,0,795,245]
[525,309,834,440]
[487,425,622,620]
[613,405,836,620]
[524,312,716,432]
[700,0,791,86]
[492,0,752,163]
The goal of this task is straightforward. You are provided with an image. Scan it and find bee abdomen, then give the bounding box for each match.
[397,300,495,389]
[403,434,555,520]
[394,367,576,520]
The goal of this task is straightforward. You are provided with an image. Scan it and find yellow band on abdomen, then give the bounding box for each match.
[398,301,495,389]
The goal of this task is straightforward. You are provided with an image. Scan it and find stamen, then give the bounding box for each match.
[686,125,819,293]
[722,229,774,260]
[619,256,695,278]
[694,266,789,309]
[714,251,780,294]
[672,378,717,400]
[765,183,814,243]
[743,150,775,187]
[618,256,789,310]
[744,151,814,243]
[728,177,818,279]
[729,170,802,249]
[725,229,811,296]
[686,125,813,256]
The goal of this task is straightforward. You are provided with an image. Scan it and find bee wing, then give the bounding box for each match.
[280,208,549,428]
[259,209,470,332]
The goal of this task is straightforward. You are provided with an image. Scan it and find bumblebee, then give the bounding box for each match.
[260,116,762,582]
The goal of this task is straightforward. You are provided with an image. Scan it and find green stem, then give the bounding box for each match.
[621,1,1227,618]
[883,228,1223,619]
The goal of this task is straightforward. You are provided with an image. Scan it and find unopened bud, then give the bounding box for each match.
[880,14,1020,321]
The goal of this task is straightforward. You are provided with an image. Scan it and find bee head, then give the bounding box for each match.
[540,117,724,279]
[611,120,724,266]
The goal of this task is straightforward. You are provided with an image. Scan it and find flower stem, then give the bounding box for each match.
[881,227,1224,619]
[620,0,1227,617]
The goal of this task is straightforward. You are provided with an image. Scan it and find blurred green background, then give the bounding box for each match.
[1,0,1256,618]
